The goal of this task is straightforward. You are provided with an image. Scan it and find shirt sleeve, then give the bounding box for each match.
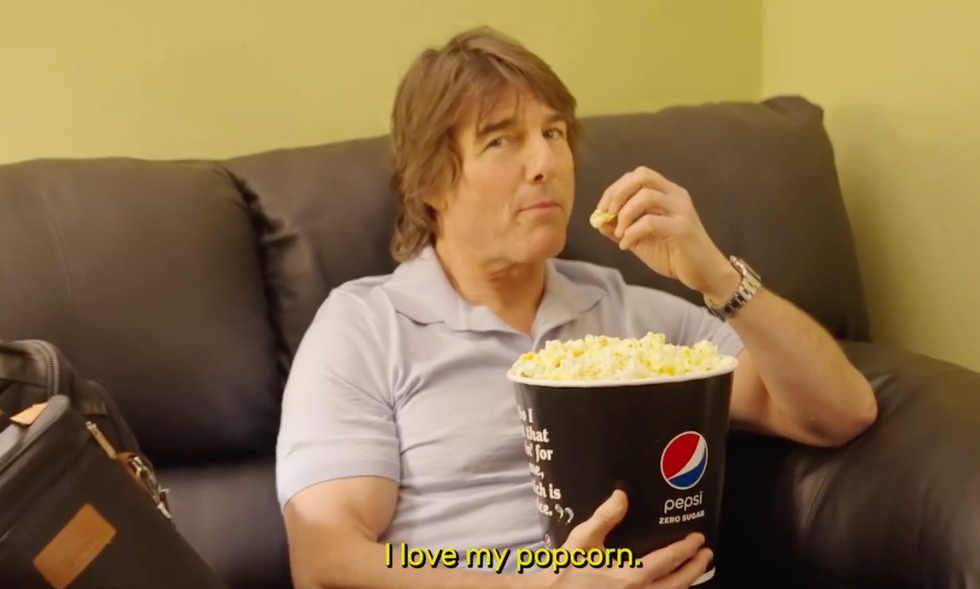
[624,284,745,358]
[275,287,400,510]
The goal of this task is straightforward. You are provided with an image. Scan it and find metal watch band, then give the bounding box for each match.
[704,256,761,320]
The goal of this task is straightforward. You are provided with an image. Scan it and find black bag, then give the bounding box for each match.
[0,340,228,589]
[0,339,169,518]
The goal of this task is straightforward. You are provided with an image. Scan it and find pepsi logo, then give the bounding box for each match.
[660,431,708,490]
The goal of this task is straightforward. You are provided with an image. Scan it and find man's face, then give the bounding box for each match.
[432,90,575,265]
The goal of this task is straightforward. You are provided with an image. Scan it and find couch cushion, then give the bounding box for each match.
[224,138,400,363]
[225,96,871,363]
[0,158,282,467]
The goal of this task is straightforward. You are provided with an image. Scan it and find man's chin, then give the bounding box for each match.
[515,231,566,263]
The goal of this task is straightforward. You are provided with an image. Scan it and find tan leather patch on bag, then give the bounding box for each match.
[10,403,47,426]
[33,503,116,589]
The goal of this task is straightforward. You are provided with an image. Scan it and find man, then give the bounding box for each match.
[276,27,878,589]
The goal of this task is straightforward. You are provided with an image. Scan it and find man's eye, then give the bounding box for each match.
[487,137,509,148]
[544,128,565,140]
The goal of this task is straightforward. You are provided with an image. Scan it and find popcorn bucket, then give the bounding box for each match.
[507,334,737,586]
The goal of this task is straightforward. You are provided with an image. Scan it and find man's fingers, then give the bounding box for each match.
[597,221,617,243]
[599,174,648,219]
[597,171,633,213]
[637,532,706,579]
[596,166,683,218]
[562,490,627,549]
[614,188,672,239]
[649,548,714,589]
[632,165,678,194]
[618,214,676,251]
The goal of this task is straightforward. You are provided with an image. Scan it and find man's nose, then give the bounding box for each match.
[525,134,557,184]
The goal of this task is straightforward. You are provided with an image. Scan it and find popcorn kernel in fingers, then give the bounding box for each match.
[589,209,616,229]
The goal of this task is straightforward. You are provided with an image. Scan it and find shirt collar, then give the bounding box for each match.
[383,246,605,334]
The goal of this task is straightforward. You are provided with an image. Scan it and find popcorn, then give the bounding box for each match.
[589,209,616,228]
[508,332,736,382]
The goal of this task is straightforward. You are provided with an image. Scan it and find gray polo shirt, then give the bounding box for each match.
[276,246,744,572]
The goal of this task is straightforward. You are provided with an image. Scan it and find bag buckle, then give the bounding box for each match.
[124,452,173,520]
[85,421,173,522]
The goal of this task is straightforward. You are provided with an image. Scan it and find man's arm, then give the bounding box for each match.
[625,282,876,448]
[284,477,541,589]
[277,288,544,589]
[705,280,879,448]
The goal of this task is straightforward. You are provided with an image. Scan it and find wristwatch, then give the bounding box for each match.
[704,256,762,320]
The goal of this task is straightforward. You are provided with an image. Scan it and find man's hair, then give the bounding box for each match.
[388,26,584,263]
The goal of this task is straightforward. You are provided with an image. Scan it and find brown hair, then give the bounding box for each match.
[389,26,584,263]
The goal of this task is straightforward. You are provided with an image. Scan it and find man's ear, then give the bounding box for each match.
[427,190,449,213]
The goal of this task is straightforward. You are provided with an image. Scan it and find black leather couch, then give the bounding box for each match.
[1,96,978,589]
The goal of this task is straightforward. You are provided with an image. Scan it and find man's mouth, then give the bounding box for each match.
[521,200,560,211]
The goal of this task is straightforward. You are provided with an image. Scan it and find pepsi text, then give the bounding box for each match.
[660,490,706,524]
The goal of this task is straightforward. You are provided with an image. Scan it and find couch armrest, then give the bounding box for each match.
[716,340,980,589]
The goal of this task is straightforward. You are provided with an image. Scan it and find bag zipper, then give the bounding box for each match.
[21,340,61,395]
[86,421,118,457]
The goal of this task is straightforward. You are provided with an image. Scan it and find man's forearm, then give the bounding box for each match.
[305,535,546,589]
[725,287,878,445]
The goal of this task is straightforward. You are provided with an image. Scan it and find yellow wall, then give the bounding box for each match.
[763,0,980,372]
[0,0,760,164]
[8,1,972,371]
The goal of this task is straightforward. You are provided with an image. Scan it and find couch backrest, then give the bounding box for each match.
[0,95,871,467]
[226,95,872,367]
[0,158,282,467]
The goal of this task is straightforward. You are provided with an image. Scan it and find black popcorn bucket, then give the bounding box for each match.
[508,362,736,586]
